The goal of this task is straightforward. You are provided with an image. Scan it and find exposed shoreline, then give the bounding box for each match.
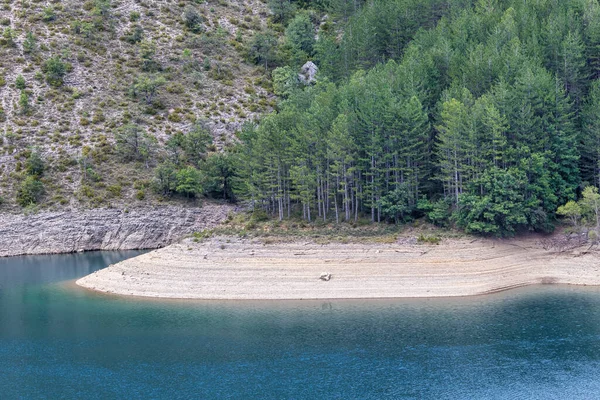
[76,236,600,300]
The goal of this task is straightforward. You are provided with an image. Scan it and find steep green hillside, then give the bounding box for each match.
[231,0,600,236]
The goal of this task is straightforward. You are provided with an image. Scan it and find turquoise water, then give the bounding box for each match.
[2,253,600,399]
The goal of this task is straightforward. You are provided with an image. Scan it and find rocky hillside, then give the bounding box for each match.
[0,0,274,211]
[0,203,234,256]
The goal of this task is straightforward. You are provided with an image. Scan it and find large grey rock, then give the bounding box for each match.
[298,61,318,85]
[0,204,233,257]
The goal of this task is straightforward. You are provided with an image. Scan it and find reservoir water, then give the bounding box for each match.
[2,252,600,399]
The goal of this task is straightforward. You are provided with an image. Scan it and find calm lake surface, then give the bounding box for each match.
[2,252,600,399]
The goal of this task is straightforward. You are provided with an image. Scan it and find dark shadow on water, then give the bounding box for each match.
[0,250,147,288]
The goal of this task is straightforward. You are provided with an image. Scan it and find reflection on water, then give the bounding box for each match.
[0,251,146,288]
[1,252,600,399]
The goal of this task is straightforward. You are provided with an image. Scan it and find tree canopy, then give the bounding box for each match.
[228,0,600,236]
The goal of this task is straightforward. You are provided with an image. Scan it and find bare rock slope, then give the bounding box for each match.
[0,204,232,257]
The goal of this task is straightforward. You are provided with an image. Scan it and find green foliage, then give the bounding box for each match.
[16,176,44,207]
[2,27,16,47]
[580,186,600,227]
[268,0,296,24]
[581,80,600,187]
[25,151,44,177]
[15,75,25,90]
[556,200,582,228]
[139,40,159,71]
[272,66,298,97]
[248,32,278,69]
[23,32,36,54]
[203,152,237,201]
[107,184,122,198]
[417,234,441,245]
[154,162,177,195]
[183,121,213,167]
[42,7,56,22]
[115,124,157,164]
[455,168,528,236]
[250,209,269,223]
[91,0,112,22]
[129,11,141,22]
[124,25,144,44]
[227,0,595,233]
[284,13,315,65]
[183,6,204,33]
[132,74,166,104]
[557,186,600,231]
[42,56,69,87]
[417,198,452,227]
[378,184,413,223]
[18,91,29,114]
[175,166,203,197]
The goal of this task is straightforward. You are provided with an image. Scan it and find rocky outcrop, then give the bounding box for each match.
[0,204,233,257]
[298,61,318,84]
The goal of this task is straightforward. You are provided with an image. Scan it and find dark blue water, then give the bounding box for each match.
[2,252,600,399]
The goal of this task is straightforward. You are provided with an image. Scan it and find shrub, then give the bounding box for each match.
[25,151,45,177]
[154,162,177,195]
[43,56,69,87]
[15,75,26,89]
[124,24,144,44]
[417,198,452,227]
[183,6,204,33]
[250,209,269,222]
[80,185,94,198]
[2,27,16,47]
[175,166,203,197]
[131,74,166,104]
[107,184,123,198]
[379,185,413,223]
[17,176,45,207]
[23,32,36,53]
[115,124,157,163]
[417,234,441,245]
[454,168,528,236]
[42,7,56,22]
[19,91,30,114]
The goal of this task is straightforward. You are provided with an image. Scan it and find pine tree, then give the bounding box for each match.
[436,97,470,204]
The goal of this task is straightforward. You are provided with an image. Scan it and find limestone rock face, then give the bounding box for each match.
[298,61,318,84]
[0,204,233,257]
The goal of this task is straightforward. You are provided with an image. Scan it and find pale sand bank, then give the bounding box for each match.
[76,237,600,299]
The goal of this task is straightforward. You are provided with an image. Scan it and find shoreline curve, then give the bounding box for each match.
[75,236,600,300]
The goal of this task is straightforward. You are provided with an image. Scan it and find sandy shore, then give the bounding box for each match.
[75,236,600,299]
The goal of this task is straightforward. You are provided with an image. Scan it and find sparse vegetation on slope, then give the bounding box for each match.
[0,0,274,210]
